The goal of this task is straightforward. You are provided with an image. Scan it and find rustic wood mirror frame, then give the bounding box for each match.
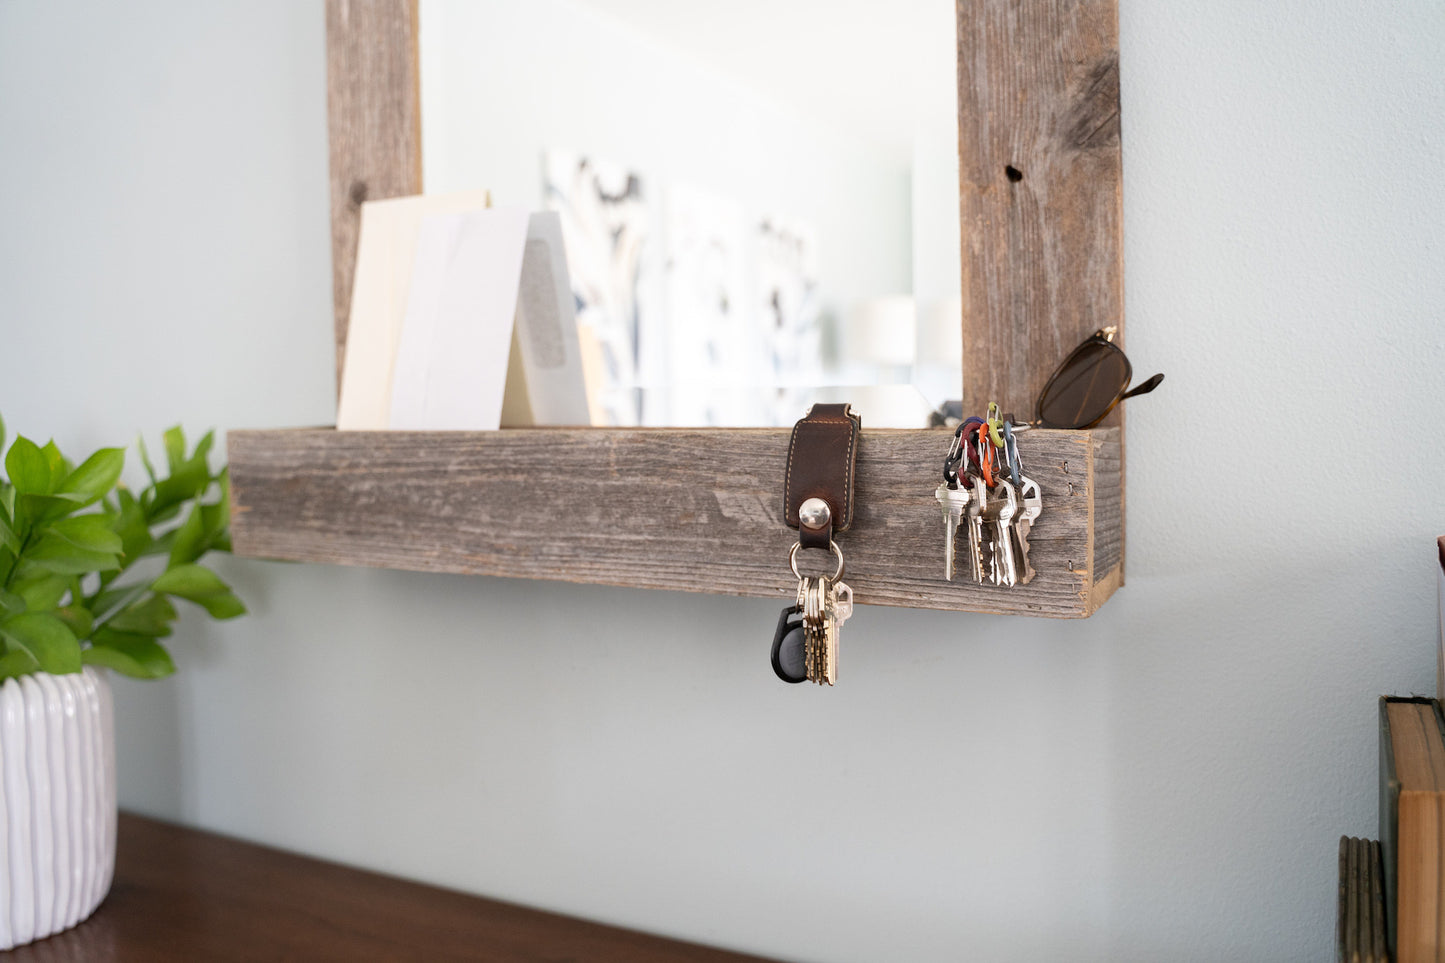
[228,0,1126,618]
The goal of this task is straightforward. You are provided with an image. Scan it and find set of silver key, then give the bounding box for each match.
[934,475,1042,586]
[796,574,852,685]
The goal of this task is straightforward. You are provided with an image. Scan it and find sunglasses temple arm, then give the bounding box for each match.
[1121,372,1164,400]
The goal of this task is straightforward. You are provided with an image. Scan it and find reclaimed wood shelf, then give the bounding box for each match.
[229,425,1121,619]
[6,812,778,962]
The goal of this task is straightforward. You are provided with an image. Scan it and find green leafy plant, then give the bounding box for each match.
[0,415,244,681]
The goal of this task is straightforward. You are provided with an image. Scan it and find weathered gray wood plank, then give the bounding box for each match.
[326,0,422,392]
[230,427,1121,618]
[955,0,1125,422]
[1091,430,1122,581]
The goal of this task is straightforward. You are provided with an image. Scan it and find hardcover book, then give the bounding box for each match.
[1380,696,1445,962]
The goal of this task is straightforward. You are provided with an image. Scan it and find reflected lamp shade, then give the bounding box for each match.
[841,295,916,367]
[916,296,963,367]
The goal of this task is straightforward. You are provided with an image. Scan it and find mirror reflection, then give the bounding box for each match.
[419,0,962,427]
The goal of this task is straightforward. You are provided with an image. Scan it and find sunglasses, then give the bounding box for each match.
[1034,326,1163,429]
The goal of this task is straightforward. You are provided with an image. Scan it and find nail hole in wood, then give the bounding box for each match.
[1004,165,1023,183]
[349,180,368,207]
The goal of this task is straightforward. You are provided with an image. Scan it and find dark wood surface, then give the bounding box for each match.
[326,0,423,392]
[6,813,780,963]
[229,426,1122,618]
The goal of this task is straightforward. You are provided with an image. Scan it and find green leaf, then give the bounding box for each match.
[0,589,25,616]
[105,594,176,637]
[136,434,158,485]
[84,632,175,679]
[0,649,38,681]
[199,468,231,544]
[0,512,16,554]
[139,528,175,557]
[47,514,122,554]
[21,534,119,575]
[152,563,246,619]
[192,590,245,620]
[190,430,215,469]
[168,504,206,567]
[162,426,186,473]
[112,486,153,560]
[57,448,124,506]
[0,612,81,674]
[13,573,69,611]
[0,486,13,519]
[148,462,210,519]
[151,562,227,597]
[14,492,86,527]
[53,605,93,639]
[0,413,6,459]
[6,436,52,494]
[146,429,216,521]
[39,441,69,483]
[88,584,137,619]
[146,499,187,525]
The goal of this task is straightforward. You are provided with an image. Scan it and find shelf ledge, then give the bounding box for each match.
[229,426,1121,618]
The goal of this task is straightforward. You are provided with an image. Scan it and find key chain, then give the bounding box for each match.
[772,404,860,686]
[930,403,1045,588]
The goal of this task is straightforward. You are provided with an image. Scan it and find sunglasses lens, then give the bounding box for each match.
[1037,341,1130,429]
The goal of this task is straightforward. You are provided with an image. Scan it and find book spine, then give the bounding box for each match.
[1371,837,1389,963]
[1382,696,1403,958]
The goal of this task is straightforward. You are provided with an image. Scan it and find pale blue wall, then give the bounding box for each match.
[2,2,1444,960]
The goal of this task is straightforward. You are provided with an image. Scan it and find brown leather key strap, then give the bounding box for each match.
[784,403,861,550]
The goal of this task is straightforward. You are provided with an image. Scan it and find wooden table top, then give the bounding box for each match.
[7,812,780,962]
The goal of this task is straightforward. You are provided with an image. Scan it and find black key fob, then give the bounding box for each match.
[771,605,807,684]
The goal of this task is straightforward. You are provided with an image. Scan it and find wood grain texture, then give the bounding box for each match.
[955,0,1124,421]
[5,813,777,962]
[230,427,1122,618]
[1091,429,1121,581]
[327,0,422,391]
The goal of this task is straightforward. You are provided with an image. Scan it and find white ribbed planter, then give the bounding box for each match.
[0,667,116,950]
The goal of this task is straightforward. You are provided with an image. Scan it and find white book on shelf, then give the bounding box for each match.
[387,206,532,430]
[336,190,493,431]
[338,195,593,431]
[499,212,591,427]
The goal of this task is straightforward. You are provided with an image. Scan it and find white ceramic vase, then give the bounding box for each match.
[0,667,116,950]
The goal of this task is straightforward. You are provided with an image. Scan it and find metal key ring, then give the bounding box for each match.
[789,540,845,582]
[1002,421,1022,489]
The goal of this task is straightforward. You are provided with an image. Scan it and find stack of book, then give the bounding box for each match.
[1347,542,1445,962]
[1359,696,1445,963]
[336,192,594,433]
[1339,835,1387,962]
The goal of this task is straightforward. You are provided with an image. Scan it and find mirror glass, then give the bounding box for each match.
[419,0,962,427]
